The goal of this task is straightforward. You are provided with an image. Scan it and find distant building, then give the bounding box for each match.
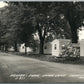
[8,46,14,51]
[77,26,84,56]
[8,43,32,53]
[80,40,84,56]
[44,39,70,56]
[19,43,32,53]
[78,26,84,41]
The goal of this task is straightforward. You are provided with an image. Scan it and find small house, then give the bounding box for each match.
[19,43,32,53]
[44,39,71,56]
[8,46,14,51]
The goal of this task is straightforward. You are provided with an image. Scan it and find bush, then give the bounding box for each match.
[59,42,80,61]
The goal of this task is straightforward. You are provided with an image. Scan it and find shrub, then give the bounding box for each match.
[59,42,80,61]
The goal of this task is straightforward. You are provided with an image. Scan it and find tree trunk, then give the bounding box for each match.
[65,8,79,43]
[36,23,46,55]
[14,41,18,52]
[0,45,1,51]
[39,39,44,55]
[24,43,27,55]
[5,44,8,52]
[71,28,78,43]
[2,44,5,51]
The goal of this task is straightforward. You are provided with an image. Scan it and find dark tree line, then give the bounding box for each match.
[0,2,84,54]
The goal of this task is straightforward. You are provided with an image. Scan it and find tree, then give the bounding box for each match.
[5,2,72,54]
[55,2,84,43]
[63,2,81,43]
[1,2,83,55]
[1,2,35,53]
[28,2,72,54]
[0,6,20,52]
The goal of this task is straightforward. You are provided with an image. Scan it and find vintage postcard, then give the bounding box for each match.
[0,1,84,83]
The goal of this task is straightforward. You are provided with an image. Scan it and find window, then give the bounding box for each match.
[22,46,24,49]
[54,44,57,50]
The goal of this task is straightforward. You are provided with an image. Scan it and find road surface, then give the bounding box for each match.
[0,52,84,83]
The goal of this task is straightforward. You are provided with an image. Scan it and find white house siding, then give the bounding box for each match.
[51,39,70,56]
[19,43,32,53]
[80,40,84,56]
[51,39,60,56]
[8,46,14,51]
[78,26,84,41]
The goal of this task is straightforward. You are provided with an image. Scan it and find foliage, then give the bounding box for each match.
[0,2,35,52]
[59,42,80,60]
[0,2,84,54]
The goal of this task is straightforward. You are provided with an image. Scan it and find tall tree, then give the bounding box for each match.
[1,2,84,54]
[6,2,72,54]
[28,2,72,54]
[3,2,35,53]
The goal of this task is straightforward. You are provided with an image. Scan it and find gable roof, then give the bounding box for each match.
[51,39,71,44]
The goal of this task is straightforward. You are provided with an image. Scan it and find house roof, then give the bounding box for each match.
[44,39,71,45]
[51,39,71,44]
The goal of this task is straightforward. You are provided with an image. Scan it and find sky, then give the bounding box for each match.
[0,1,7,8]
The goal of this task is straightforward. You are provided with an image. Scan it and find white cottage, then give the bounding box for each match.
[44,39,70,56]
[19,43,32,53]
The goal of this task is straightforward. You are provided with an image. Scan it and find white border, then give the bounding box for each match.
[1,0,84,2]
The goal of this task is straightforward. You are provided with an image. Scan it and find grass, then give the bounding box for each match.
[3,51,84,65]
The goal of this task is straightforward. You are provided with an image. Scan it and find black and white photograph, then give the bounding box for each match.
[0,1,84,83]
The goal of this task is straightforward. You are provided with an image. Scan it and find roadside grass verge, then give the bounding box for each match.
[1,51,84,65]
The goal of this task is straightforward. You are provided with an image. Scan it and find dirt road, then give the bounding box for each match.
[0,52,84,83]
